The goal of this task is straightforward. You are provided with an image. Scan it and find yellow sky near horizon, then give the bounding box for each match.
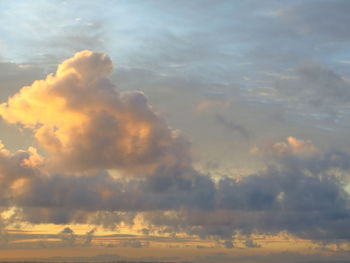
[2,221,344,260]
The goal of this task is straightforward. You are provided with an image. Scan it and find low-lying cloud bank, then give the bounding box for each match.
[0,51,350,245]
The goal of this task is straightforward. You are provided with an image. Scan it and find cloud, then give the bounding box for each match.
[223,240,234,248]
[120,239,149,248]
[0,217,9,248]
[273,62,350,115]
[280,0,350,41]
[142,148,350,242]
[244,238,260,248]
[0,50,191,175]
[58,227,76,246]
[1,51,350,247]
[196,99,231,113]
[214,113,252,140]
[251,136,317,157]
[83,228,96,246]
[0,141,42,205]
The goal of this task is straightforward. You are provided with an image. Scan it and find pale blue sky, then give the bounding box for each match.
[2,0,350,113]
[1,0,350,170]
[2,0,350,170]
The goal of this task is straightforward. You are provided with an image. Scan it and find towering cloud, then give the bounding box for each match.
[0,51,190,174]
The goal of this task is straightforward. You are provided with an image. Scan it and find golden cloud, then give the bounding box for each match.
[0,51,190,175]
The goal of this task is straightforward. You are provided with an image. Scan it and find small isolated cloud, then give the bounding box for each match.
[214,113,252,140]
[244,238,260,248]
[120,239,149,248]
[251,136,317,157]
[83,228,96,246]
[196,99,231,113]
[224,240,234,248]
[58,227,75,246]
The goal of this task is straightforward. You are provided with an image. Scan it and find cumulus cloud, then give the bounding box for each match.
[143,149,350,242]
[251,136,317,157]
[58,227,76,246]
[1,51,350,247]
[83,228,96,246]
[0,141,42,206]
[0,50,190,174]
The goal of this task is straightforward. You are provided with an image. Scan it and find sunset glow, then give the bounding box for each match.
[1,1,350,263]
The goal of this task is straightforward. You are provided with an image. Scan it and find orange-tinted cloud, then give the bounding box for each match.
[251,136,316,157]
[0,51,190,174]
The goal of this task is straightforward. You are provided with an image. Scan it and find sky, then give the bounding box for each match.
[1,0,350,262]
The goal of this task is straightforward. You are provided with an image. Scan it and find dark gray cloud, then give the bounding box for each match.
[3,121,349,248]
[214,113,252,140]
[244,238,261,248]
[83,228,96,246]
[281,0,350,41]
[120,239,149,248]
[13,170,216,215]
[58,227,76,246]
[2,140,350,244]
[223,240,234,249]
[272,62,350,115]
[142,150,350,242]
[0,218,9,248]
